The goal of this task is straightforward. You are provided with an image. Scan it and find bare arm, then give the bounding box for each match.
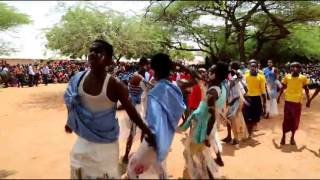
[109,77,156,147]
[206,88,218,138]
[304,85,310,102]
[311,88,320,100]
[277,84,287,103]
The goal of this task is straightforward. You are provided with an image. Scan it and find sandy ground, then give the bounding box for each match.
[0,84,320,179]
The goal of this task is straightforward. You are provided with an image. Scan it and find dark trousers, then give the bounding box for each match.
[28,74,34,87]
[42,74,49,85]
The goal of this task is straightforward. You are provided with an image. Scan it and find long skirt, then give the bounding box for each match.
[266,84,279,116]
[283,101,302,133]
[70,137,120,179]
[226,99,248,141]
[266,98,279,116]
[127,140,167,179]
[242,96,263,124]
[182,137,220,179]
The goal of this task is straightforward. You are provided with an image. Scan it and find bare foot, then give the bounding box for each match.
[280,137,285,145]
[122,156,129,164]
[215,157,224,167]
[222,137,232,143]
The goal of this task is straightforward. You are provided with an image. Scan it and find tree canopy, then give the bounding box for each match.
[145,1,320,63]
[45,5,179,60]
[45,1,320,63]
[0,2,31,55]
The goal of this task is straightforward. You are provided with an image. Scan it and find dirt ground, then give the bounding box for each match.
[0,84,319,179]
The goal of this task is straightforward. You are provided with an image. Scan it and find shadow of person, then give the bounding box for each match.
[240,138,261,148]
[252,132,266,138]
[272,139,306,153]
[222,138,261,157]
[222,143,236,156]
[0,170,17,179]
[306,147,320,158]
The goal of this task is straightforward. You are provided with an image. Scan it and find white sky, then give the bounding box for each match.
[0,1,150,59]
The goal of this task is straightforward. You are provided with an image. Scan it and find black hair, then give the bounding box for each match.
[151,53,173,79]
[92,39,113,57]
[215,61,229,81]
[230,61,240,70]
[139,57,149,66]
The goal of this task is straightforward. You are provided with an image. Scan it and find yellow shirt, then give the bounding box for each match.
[282,74,308,103]
[245,73,266,96]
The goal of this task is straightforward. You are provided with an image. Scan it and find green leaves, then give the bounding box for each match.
[0,2,31,31]
[0,2,31,55]
[45,5,171,60]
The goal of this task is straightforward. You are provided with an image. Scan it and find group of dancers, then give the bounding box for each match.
[63,39,320,179]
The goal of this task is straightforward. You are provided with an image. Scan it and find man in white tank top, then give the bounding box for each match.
[64,40,156,179]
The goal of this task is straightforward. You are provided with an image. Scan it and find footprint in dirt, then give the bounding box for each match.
[0,170,17,179]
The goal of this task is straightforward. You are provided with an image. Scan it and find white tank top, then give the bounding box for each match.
[78,70,116,113]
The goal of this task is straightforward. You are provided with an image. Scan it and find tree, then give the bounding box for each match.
[256,24,320,64]
[248,1,320,60]
[169,43,195,61]
[45,6,111,59]
[0,2,31,55]
[45,4,170,60]
[145,1,265,61]
[145,1,320,63]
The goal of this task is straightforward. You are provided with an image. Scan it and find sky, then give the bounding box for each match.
[0,1,150,59]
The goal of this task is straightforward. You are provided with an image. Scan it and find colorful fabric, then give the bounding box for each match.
[64,71,119,143]
[146,79,186,161]
[242,96,263,123]
[70,138,120,179]
[283,101,302,133]
[282,74,309,103]
[263,67,276,84]
[181,82,227,145]
[182,137,220,179]
[244,73,266,96]
[181,101,211,144]
[188,84,202,110]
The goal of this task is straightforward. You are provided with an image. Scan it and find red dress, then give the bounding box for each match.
[188,84,202,110]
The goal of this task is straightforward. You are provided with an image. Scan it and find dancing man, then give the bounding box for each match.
[64,40,155,179]
[242,61,267,138]
[127,53,186,179]
[277,62,310,145]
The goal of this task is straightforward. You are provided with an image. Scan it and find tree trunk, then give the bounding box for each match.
[251,39,264,60]
[238,28,246,62]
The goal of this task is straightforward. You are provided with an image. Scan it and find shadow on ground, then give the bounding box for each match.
[22,92,64,110]
[0,170,17,179]
[272,139,306,153]
[222,137,262,157]
[306,147,320,159]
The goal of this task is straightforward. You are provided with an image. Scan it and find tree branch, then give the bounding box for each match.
[154,0,176,22]
[164,40,210,54]
[143,1,155,18]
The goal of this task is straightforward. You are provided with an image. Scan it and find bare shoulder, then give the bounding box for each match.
[107,75,128,102]
[207,86,219,97]
[207,86,219,107]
